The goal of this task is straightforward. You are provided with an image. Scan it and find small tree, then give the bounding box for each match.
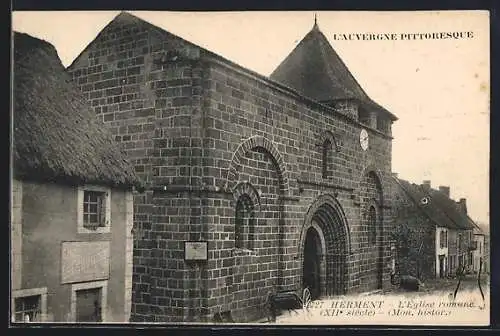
[390,223,424,279]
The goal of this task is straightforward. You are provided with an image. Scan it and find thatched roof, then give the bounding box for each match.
[270,23,397,121]
[13,32,143,190]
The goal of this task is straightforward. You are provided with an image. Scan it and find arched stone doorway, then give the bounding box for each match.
[303,226,322,300]
[301,195,350,298]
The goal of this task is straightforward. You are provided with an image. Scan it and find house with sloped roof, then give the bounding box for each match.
[66,12,398,322]
[390,176,476,281]
[11,32,143,323]
[480,224,490,274]
[470,222,487,274]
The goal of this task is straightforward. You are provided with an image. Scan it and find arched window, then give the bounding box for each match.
[368,206,377,244]
[235,194,255,249]
[322,139,332,179]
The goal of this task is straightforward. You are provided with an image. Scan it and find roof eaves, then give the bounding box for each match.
[392,176,442,228]
[428,189,474,231]
[14,32,145,189]
[317,30,398,121]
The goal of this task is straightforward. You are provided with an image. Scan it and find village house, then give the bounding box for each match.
[67,12,398,322]
[483,228,490,274]
[390,177,477,281]
[11,32,143,323]
[471,224,487,274]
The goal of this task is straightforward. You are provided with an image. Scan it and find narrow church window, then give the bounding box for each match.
[235,199,245,248]
[235,195,254,249]
[322,139,332,179]
[368,206,377,244]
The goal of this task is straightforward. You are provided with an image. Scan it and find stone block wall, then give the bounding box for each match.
[69,14,206,321]
[68,13,395,322]
[203,60,394,317]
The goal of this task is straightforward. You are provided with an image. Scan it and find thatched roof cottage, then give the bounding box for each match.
[11,32,142,323]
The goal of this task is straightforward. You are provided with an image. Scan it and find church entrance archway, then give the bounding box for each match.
[301,195,350,298]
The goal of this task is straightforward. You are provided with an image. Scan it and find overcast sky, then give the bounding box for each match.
[12,10,490,225]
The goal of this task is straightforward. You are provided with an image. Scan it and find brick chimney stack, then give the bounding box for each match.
[457,198,467,214]
[422,180,431,190]
[439,186,450,198]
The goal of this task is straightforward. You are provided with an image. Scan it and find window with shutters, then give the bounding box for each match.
[83,191,106,229]
[77,186,111,234]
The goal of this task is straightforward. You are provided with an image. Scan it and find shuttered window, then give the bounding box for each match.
[83,191,106,229]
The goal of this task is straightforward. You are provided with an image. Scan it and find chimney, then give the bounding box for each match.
[422,180,431,190]
[439,186,450,198]
[457,198,467,214]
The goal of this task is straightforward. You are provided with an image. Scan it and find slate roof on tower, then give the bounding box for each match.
[13,32,143,190]
[270,21,397,121]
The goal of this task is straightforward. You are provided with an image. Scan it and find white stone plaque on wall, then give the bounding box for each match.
[61,241,110,284]
[184,241,208,261]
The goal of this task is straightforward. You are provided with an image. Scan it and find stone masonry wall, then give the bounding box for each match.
[357,172,384,292]
[202,58,394,320]
[230,148,282,321]
[68,13,395,322]
[69,15,206,322]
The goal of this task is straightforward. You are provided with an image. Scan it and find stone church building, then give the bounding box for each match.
[68,12,398,322]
